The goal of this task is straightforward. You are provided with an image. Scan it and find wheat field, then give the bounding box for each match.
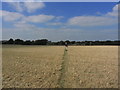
[2,45,118,88]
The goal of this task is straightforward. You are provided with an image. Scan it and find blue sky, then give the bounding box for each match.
[1,2,119,41]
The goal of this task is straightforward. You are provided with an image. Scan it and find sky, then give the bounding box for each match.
[1,2,119,41]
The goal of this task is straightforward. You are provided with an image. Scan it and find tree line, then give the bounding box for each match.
[1,38,120,45]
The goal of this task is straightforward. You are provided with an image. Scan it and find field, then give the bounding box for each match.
[2,45,118,88]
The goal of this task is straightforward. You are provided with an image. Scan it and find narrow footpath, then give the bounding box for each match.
[58,49,68,88]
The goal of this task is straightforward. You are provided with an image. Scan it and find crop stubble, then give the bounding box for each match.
[65,46,118,88]
[2,45,118,88]
[2,45,64,88]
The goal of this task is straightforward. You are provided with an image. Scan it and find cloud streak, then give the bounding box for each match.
[24,14,55,23]
[1,10,24,21]
[68,16,117,27]
[8,2,45,13]
[1,10,59,24]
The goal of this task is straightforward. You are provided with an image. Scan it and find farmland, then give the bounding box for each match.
[2,45,118,88]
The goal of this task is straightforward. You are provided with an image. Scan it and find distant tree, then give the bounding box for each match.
[14,39,24,45]
[34,39,48,45]
[71,41,76,45]
[40,39,48,45]
[24,40,32,45]
[58,41,64,45]
[34,40,41,45]
[2,38,120,45]
[2,40,7,44]
[31,40,35,45]
[94,41,100,45]
[47,41,52,45]
[65,40,70,45]
[7,38,14,44]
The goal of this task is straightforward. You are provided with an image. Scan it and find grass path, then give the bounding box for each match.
[58,49,68,88]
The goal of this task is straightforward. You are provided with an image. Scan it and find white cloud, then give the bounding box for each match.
[68,4,118,27]
[0,10,63,27]
[1,10,56,23]
[46,22,62,26]
[1,10,24,21]
[24,2,45,13]
[106,4,119,17]
[107,11,118,17]
[7,2,45,13]
[14,22,36,30]
[68,16,117,27]
[8,2,24,12]
[24,14,55,23]
[113,4,119,11]
[55,16,64,21]
[3,26,118,41]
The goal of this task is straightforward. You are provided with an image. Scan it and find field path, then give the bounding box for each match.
[58,49,69,88]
